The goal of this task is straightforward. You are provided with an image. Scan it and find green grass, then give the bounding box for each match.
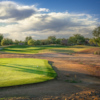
[0,58,56,87]
[0,45,65,54]
[0,45,99,54]
[50,45,97,54]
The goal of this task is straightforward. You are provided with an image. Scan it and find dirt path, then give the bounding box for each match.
[0,53,100,99]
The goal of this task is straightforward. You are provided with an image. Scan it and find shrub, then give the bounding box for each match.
[94,51,100,55]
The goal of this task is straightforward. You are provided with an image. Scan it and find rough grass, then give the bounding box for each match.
[0,58,56,87]
[50,45,98,54]
[80,47,100,54]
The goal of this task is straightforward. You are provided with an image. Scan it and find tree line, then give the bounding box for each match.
[0,26,100,46]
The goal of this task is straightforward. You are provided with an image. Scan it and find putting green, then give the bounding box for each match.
[0,58,56,87]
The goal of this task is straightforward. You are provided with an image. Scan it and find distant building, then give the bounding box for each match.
[18,43,25,45]
[61,39,68,45]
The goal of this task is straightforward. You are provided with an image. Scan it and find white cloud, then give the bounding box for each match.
[0,1,99,40]
[38,8,49,12]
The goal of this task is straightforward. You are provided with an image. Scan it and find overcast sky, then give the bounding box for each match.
[0,0,100,40]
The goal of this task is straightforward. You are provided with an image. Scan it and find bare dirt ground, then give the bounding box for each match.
[0,52,100,100]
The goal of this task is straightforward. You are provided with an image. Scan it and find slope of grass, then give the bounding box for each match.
[0,45,99,54]
[0,58,56,87]
[50,45,98,54]
[0,45,65,54]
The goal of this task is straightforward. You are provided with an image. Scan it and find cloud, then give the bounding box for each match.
[19,12,98,33]
[38,8,49,12]
[0,1,99,40]
[0,1,38,20]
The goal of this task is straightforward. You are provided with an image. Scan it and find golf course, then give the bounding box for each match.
[0,45,97,54]
[0,45,100,100]
[0,0,100,99]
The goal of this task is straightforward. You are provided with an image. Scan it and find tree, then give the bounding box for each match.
[28,39,35,46]
[14,40,20,45]
[1,38,13,46]
[0,34,3,44]
[68,36,76,45]
[93,26,100,38]
[92,26,100,46]
[68,34,85,45]
[89,39,95,45]
[40,39,49,45]
[56,38,61,44]
[35,40,41,45]
[48,36,56,44]
[94,37,100,46]
[25,36,32,45]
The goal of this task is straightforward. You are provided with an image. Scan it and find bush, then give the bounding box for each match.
[94,51,100,55]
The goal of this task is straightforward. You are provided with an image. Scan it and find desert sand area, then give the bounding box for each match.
[0,52,100,100]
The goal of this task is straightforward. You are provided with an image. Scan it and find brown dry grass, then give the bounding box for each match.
[0,52,100,100]
[79,47,100,54]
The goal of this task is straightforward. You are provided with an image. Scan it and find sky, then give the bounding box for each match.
[0,0,100,40]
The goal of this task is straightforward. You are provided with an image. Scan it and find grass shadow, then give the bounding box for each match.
[1,63,56,77]
[0,45,67,54]
[0,61,56,88]
[50,49,75,54]
[48,61,58,79]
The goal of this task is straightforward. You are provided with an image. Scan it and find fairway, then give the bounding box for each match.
[0,58,56,87]
[0,45,64,54]
[0,45,97,54]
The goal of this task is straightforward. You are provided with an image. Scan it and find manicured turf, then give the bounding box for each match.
[0,58,56,87]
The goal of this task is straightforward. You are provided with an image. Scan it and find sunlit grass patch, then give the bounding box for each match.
[50,45,99,54]
[0,45,99,54]
[0,58,56,87]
